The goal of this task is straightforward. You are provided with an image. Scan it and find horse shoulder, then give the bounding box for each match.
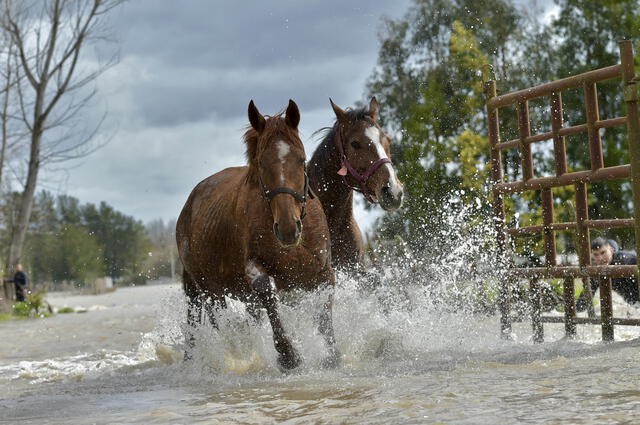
[177,166,250,274]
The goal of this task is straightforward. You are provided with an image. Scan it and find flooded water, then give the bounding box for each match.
[1,280,640,424]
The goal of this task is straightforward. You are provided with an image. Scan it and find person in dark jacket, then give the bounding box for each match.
[7,264,28,302]
[576,237,639,311]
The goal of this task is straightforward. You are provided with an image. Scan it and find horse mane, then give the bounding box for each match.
[243,112,303,183]
[312,105,374,143]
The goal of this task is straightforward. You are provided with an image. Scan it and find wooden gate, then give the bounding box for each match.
[484,40,640,342]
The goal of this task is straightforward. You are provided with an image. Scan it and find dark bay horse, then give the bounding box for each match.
[308,97,404,270]
[176,100,338,370]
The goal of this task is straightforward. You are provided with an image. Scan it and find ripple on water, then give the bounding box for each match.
[1,264,639,424]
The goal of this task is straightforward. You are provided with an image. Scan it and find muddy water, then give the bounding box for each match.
[1,281,640,424]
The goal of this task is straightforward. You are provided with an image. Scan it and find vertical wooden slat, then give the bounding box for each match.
[563,277,577,338]
[599,277,614,341]
[584,82,604,170]
[530,278,544,343]
[541,189,556,266]
[575,182,596,318]
[485,79,512,339]
[550,92,568,175]
[518,101,534,180]
[619,40,640,301]
[532,188,556,344]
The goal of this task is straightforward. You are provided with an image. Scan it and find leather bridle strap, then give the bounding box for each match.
[263,186,306,203]
[260,166,313,219]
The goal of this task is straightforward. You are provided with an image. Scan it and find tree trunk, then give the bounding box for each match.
[0,54,10,192]
[1,280,15,311]
[8,125,42,269]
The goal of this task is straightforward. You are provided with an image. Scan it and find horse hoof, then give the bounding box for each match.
[278,349,302,371]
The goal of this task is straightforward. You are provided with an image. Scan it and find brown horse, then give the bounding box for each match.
[308,97,404,270]
[176,100,339,370]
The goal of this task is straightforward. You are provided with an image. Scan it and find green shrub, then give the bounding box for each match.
[57,307,75,314]
[13,291,50,318]
[13,301,31,317]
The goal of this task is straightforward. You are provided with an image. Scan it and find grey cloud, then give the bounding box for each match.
[124,52,372,127]
[112,1,403,68]
[63,1,411,225]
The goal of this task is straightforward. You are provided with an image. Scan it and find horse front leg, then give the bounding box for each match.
[182,271,202,361]
[246,263,301,370]
[317,285,341,368]
[185,294,202,361]
[203,293,227,329]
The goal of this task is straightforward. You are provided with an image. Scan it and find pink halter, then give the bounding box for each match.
[335,125,392,203]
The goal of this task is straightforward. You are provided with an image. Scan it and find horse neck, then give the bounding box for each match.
[309,132,355,224]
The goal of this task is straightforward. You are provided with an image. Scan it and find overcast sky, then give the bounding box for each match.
[42,0,555,232]
[39,0,414,231]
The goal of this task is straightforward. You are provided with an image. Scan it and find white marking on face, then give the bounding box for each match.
[365,126,402,197]
[277,140,290,161]
[276,140,290,184]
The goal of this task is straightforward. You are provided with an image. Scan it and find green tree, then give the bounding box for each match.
[82,201,151,281]
[367,0,640,260]
[370,11,502,248]
[11,191,152,286]
[31,224,104,283]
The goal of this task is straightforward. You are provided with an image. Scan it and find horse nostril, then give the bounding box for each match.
[382,185,392,200]
[295,219,302,237]
[273,222,280,238]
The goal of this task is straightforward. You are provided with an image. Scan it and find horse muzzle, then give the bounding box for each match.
[273,219,302,247]
[378,183,404,211]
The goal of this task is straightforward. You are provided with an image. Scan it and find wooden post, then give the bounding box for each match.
[599,277,614,341]
[518,101,534,180]
[485,79,512,339]
[584,82,604,170]
[550,92,568,176]
[619,40,640,299]
[563,277,577,338]
[530,278,544,343]
[575,183,596,318]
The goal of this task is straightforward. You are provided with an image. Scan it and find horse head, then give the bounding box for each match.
[329,97,404,210]
[246,99,308,247]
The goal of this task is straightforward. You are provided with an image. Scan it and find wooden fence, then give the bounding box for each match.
[484,40,640,342]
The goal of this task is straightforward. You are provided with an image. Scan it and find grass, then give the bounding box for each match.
[57,307,75,314]
[0,312,15,321]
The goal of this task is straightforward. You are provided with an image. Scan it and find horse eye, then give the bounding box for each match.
[350,141,361,149]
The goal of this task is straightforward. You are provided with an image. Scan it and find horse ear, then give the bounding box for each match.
[248,100,266,133]
[285,99,300,129]
[330,98,347,122]
[369,96,380,122]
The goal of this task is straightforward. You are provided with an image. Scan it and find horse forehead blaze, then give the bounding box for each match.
[276,140,290,161]
[364,126,389,159]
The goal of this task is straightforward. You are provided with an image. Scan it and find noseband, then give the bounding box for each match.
[335,125,392,204]
[259,164,313,220]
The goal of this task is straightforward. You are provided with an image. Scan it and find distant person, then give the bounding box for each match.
[6,264,28,302]
[576,237,639,311]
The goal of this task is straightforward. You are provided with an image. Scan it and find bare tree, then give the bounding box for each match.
[0,0,123,271]
[0,43,14,190]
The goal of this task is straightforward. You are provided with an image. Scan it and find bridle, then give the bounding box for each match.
[334,123,392,204]
[259,164,313,220]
